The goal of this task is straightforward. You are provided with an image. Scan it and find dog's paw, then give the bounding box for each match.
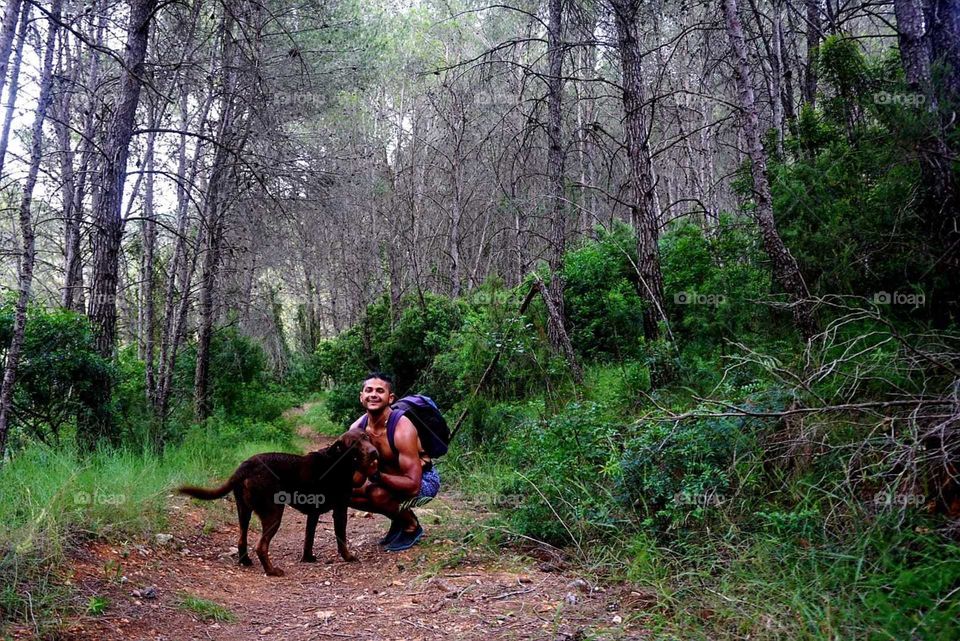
[265,567,285,577]
[238,556,253,567]
[340,548,359,562]
[300,554,317,563]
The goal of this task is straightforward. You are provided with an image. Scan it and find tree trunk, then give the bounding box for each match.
[0,0,22,117]
[155,88,212,422]
[535,277,583,386]
[88,0,158,358]
[545,0,568,351]
[0,0,27,176]
[0,0,61,464]
[802,0,821,105]
[929,0,960,103]
[194,8,246,422]
[722,0,818,341]
[894,0,935,102]
[63,4,107,314]
[141,123,158,406]
[612,0,667,340]
[55,43,80,310]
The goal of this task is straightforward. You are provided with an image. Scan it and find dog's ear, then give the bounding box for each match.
[328,439,347,457]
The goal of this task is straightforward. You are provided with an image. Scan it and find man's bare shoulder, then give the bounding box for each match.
[392,415,419,451]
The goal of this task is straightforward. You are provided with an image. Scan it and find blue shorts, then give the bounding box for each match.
[397,467,440,511]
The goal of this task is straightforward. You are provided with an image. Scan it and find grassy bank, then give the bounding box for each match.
[0,411,303,636]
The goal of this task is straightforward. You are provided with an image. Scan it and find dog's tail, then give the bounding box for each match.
[177,481,233,501]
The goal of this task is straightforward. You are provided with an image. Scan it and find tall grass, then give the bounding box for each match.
[0,421,297,634]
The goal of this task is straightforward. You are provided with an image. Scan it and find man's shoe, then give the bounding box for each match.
[384,525,423,552]
[378,520,403,546]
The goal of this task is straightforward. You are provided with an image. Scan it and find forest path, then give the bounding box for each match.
[58,404,650,640]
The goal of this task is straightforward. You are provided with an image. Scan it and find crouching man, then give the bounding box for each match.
[348,372,440,551]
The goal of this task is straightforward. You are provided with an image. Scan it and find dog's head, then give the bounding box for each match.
[329,429,379,485]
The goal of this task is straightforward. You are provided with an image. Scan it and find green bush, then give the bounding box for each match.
[501,400,627,545]
[660,216,773,351]
[0,304,112,450]
[562,222,646,360]
[618,388,790,531]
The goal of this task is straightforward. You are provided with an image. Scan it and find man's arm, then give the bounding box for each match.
[375,416,422,496]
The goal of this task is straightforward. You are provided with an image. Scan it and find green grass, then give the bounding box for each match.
[0,419,295,634]
[85,596,108,616]
[176,593,237,622]
[297,394,345,436]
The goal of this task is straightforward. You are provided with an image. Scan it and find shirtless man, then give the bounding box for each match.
[348,373,440,552]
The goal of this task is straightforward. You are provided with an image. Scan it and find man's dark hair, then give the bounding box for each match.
[361,371,394,392]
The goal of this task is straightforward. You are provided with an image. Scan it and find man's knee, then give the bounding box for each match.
[367,484,391,503]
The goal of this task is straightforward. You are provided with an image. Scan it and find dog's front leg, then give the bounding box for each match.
[301,511,319,562]
[333,504,358,562]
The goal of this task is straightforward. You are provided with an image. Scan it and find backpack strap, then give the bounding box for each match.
[359,410,403,459]
[385,409,404,458]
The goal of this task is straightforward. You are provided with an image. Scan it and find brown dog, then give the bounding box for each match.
[178,430,378,576]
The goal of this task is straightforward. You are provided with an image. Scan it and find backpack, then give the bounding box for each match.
[359,395,450,459]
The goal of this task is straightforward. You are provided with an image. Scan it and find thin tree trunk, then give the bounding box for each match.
[141,123,158,405]
[802,0,821,106]
[194,8,246,421]
[535,277,583,386]
[88,0,158,358]
[612,0,667,340]
[546,0,567,350]
[0,0,27,177]
[63,3,107,314]
[0,0,61,463]
[0,0,22,118]
[722,0,818,341]
[155,89,212,421]
[55,42,79,309]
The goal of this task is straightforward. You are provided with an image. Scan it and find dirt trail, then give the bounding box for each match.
[57,407,649,640]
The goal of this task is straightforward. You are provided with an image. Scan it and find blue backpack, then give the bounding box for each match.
[359,395,450,459]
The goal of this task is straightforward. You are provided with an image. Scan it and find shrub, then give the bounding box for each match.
[501,401,627,545]
[618,388,790,531]
[562,222,646,360]
[0,304,112,450]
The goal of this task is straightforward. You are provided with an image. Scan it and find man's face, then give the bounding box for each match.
[360,378,394,413]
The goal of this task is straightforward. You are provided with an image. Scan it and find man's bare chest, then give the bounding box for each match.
[367,430,399,468]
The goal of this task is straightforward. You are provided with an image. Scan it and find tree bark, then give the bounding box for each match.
[722,0,818,341]
[611,0,667,340]
[0,0,61,464]
[141,121,158,406]
[88,0,158,358]
[894,0,935,102]
[802,0,821,105]
[0,0,27,177]
[0,0,22,118]
[535,277,583,386]
[929,0,960,103]
[545,0,568,351]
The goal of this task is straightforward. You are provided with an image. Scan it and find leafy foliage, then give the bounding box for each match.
[562,222,646,360]
[0,304,111,448]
